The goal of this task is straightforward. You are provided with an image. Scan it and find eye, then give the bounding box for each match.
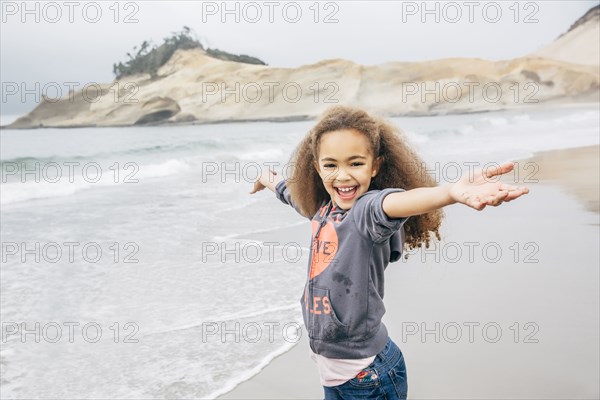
[323,164,336,169]
[351,162,364,167]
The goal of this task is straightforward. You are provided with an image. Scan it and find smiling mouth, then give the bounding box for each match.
[335,185,358,200]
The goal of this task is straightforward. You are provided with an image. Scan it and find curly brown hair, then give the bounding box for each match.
[285,105,444,253]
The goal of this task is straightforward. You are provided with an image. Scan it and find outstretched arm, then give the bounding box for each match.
[250,169,311,219]
[249,169,283,194]
[383,162,530,218]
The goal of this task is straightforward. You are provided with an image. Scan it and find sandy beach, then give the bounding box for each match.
[3,2,599,397]
[219,145,599,399]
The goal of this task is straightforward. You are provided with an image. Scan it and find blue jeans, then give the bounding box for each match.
[323,337,408,399]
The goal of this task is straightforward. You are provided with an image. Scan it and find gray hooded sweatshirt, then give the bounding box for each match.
[275,180,410,359]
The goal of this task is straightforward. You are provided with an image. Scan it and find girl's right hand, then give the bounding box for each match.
[249,179,266,194]
[249,169,278,194]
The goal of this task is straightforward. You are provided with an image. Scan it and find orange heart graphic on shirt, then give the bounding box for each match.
[309,220,338,279]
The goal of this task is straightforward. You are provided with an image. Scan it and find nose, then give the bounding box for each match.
[334,165,351,181]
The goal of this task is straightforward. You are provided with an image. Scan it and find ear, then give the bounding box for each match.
[313,160,320,174]
[372,156,383,177]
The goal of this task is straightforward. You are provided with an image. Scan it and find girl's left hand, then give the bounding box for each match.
[449,162,530,211]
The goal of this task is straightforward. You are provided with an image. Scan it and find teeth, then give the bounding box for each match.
[338,186,356,193]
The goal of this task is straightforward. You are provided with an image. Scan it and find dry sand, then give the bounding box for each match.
[219,145,599,399]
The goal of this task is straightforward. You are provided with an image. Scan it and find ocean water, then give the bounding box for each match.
[1,105,598,399]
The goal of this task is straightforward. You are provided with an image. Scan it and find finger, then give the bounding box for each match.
[486,197,500,206]
[494,195,506,206]
[499,183,520,192]
[483,190,506,206]
[249,183,260,194]
[484,162,514,179]
[504,187,529,201]
[470,196,486,211]
[491,199,503,207]
[502,184,529,195]
[504,192,518,201]
[494,193,508,206]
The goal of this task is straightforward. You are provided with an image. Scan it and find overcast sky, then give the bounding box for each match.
[1,0,598,114]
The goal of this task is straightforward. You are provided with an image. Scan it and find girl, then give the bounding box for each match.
[249,106,529,399]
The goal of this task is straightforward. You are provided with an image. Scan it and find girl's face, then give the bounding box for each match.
[314,129,381,210]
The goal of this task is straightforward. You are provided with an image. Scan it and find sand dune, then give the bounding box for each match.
[533,5,599,67]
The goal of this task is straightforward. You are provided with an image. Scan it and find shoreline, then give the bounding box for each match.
[218,143,599,399]
[517,144,599,215]
[2,101,598,130]
[217,332,322,400]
